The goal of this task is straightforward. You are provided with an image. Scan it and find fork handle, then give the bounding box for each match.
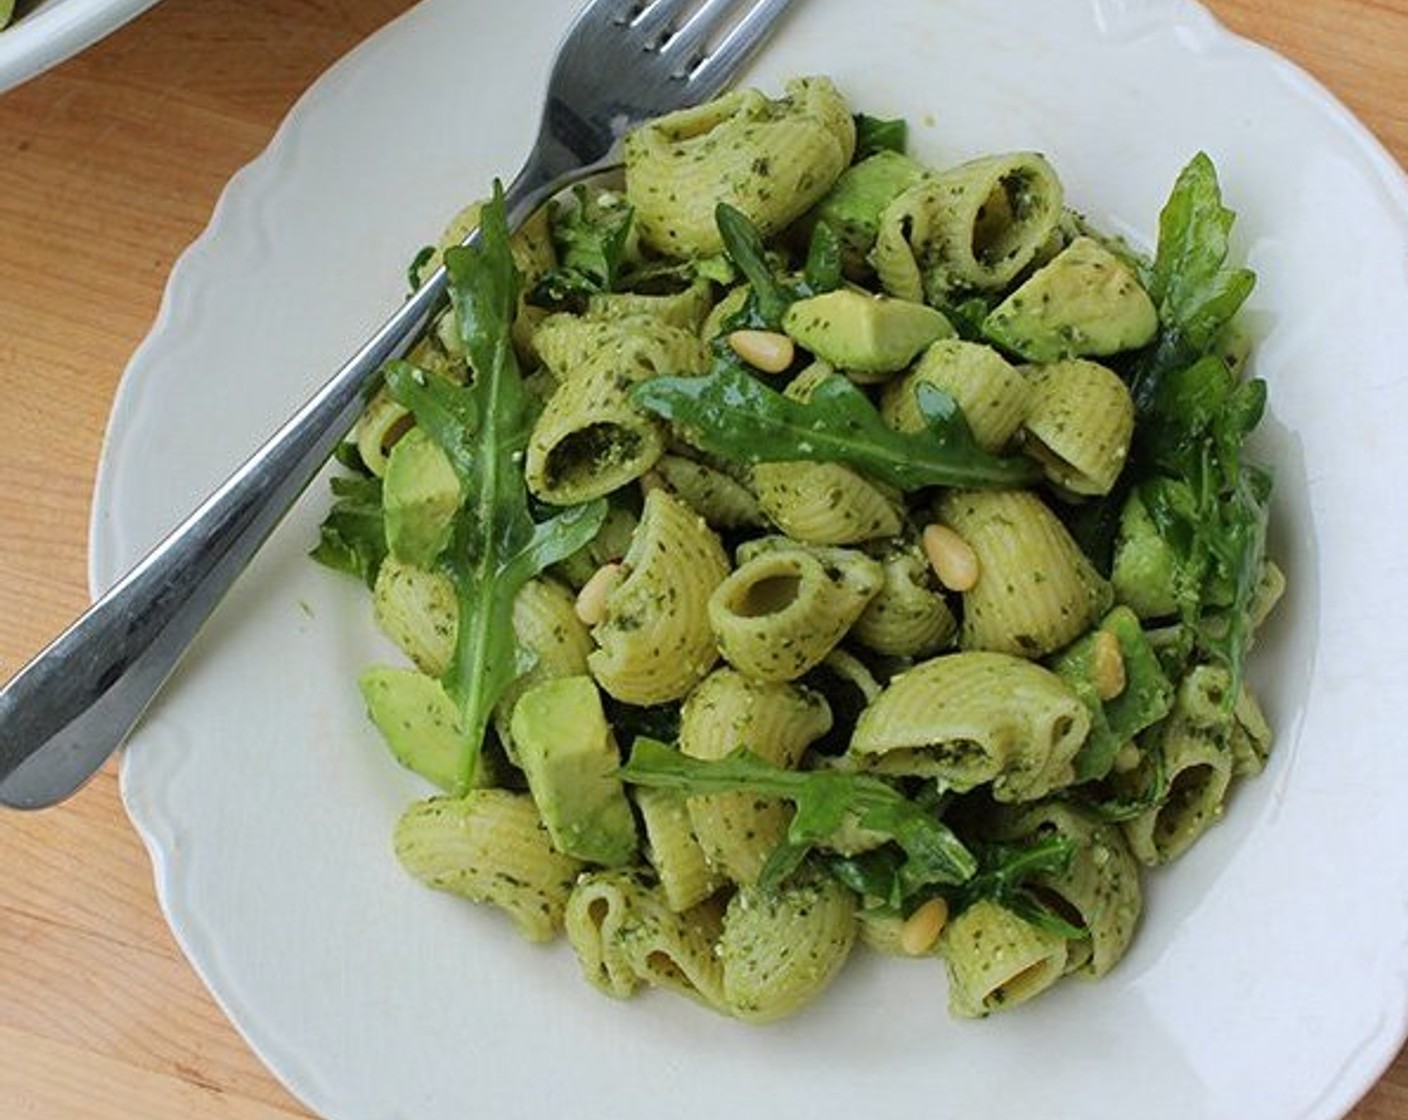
[0,157,605,810]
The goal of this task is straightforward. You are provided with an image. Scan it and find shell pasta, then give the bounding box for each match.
[314,75,1282,1025]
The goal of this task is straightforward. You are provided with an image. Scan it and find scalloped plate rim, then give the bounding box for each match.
[97,2,1408,1119]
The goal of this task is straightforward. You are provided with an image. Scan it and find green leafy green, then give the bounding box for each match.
[802,219,844,294]
[1070,153,1270,694]
[1126,154,1269,689]
[714,203,843,331]
[714,202,795,328]
[1134,152,1257,406]
[1066,742,1169,824]
[1137,357,1270,687]
[827,830,1083,939]
[386,186,607,791]
[529,186,635,308]
[620,737,977,892]
[632,359,1040,490]
[310,475,386,587]
[853,113,908,159]
[950,835,1087,940]
[406,245,436,293]
[1050,607,1175,783]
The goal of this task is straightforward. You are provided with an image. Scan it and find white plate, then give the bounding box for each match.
[0,0,160,93]
[100,1,1408,1118]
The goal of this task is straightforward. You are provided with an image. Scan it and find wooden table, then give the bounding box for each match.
[1,1,1405,1116]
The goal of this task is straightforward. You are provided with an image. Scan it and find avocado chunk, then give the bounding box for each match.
[359,666,466,792]
[1110,485,1181,620]
[782,288,954,375]
[982,236,1158,362]
[509,675,639,866]
[383,426,461,567]
[807,150,926,276]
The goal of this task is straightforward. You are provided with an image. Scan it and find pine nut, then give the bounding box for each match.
[922,522,980,592]
[1112,741,1142,774]
[638,470,666,498]
[1091,629,1127,700]
[727,329,795,374]
[575,562,623,627]
[899,897,949,956]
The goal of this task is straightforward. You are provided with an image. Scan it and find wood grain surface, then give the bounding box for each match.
[1,1,1405,1116]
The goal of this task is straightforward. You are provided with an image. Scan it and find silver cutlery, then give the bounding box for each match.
[0,0,795,809]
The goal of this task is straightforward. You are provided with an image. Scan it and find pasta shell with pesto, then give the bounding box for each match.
[372,555,457,677]
[625,76,856,257]
[634,786,727,913]
[753,365,906,545]
[1020,358,1135,496]
[985,801,1142,978]
[679,668,832,886]
[565,870,726,1008]
[938,488,1112,658]
[654,452,766,530]
[720,874,857,1023]
[849,651,1090,803]
[394,790,584,944]
[1116,665,1268,866]
[940,898,1068,1017]
[880,338,1032,453]
[709,545,884,682]
[589,488,731,705]
[526,314,709,505]
[872,152,1064,303]
[850,541,958,658]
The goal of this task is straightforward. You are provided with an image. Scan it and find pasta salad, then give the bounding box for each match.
[314,76,1280,1022]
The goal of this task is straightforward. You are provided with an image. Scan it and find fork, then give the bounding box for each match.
[0,0,795,810]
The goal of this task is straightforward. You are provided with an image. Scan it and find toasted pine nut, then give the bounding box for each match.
[575,562,622,627]
[1091,629,1127,700]
[1112,741,1142,774]
[899,897,949,956]
[638,470,667,498]
[922,522,980,593]
[727,329,795,374]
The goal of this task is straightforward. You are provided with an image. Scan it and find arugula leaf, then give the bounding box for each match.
[1131,152,1257,414]
[632,359,1039,490]
[1136,356,1270,688]
[620,738,977,891]
[406,245,436,293]
[1068,154,1269,693]
[802,220,844,294]
[529,186,635,308]
[949,835,1086,940]
[853,113,908,158]
[715,202,795,328]
[713,203,844,332]
[310,474,386,587]
[387,186,607,791]
[825,831,1085,940]
[1066,740,1169,824]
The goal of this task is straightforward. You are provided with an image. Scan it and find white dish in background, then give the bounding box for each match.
[97,1,1408,1118]
[0,0,160,92]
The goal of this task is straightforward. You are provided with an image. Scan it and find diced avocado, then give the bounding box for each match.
[509,675,639,867]
[1110,486,1181,620]
[983,236,1158,362]
[782,288,954,375]
[383,426,461,567]
[807,150,926,276]
[359,666,467,792]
